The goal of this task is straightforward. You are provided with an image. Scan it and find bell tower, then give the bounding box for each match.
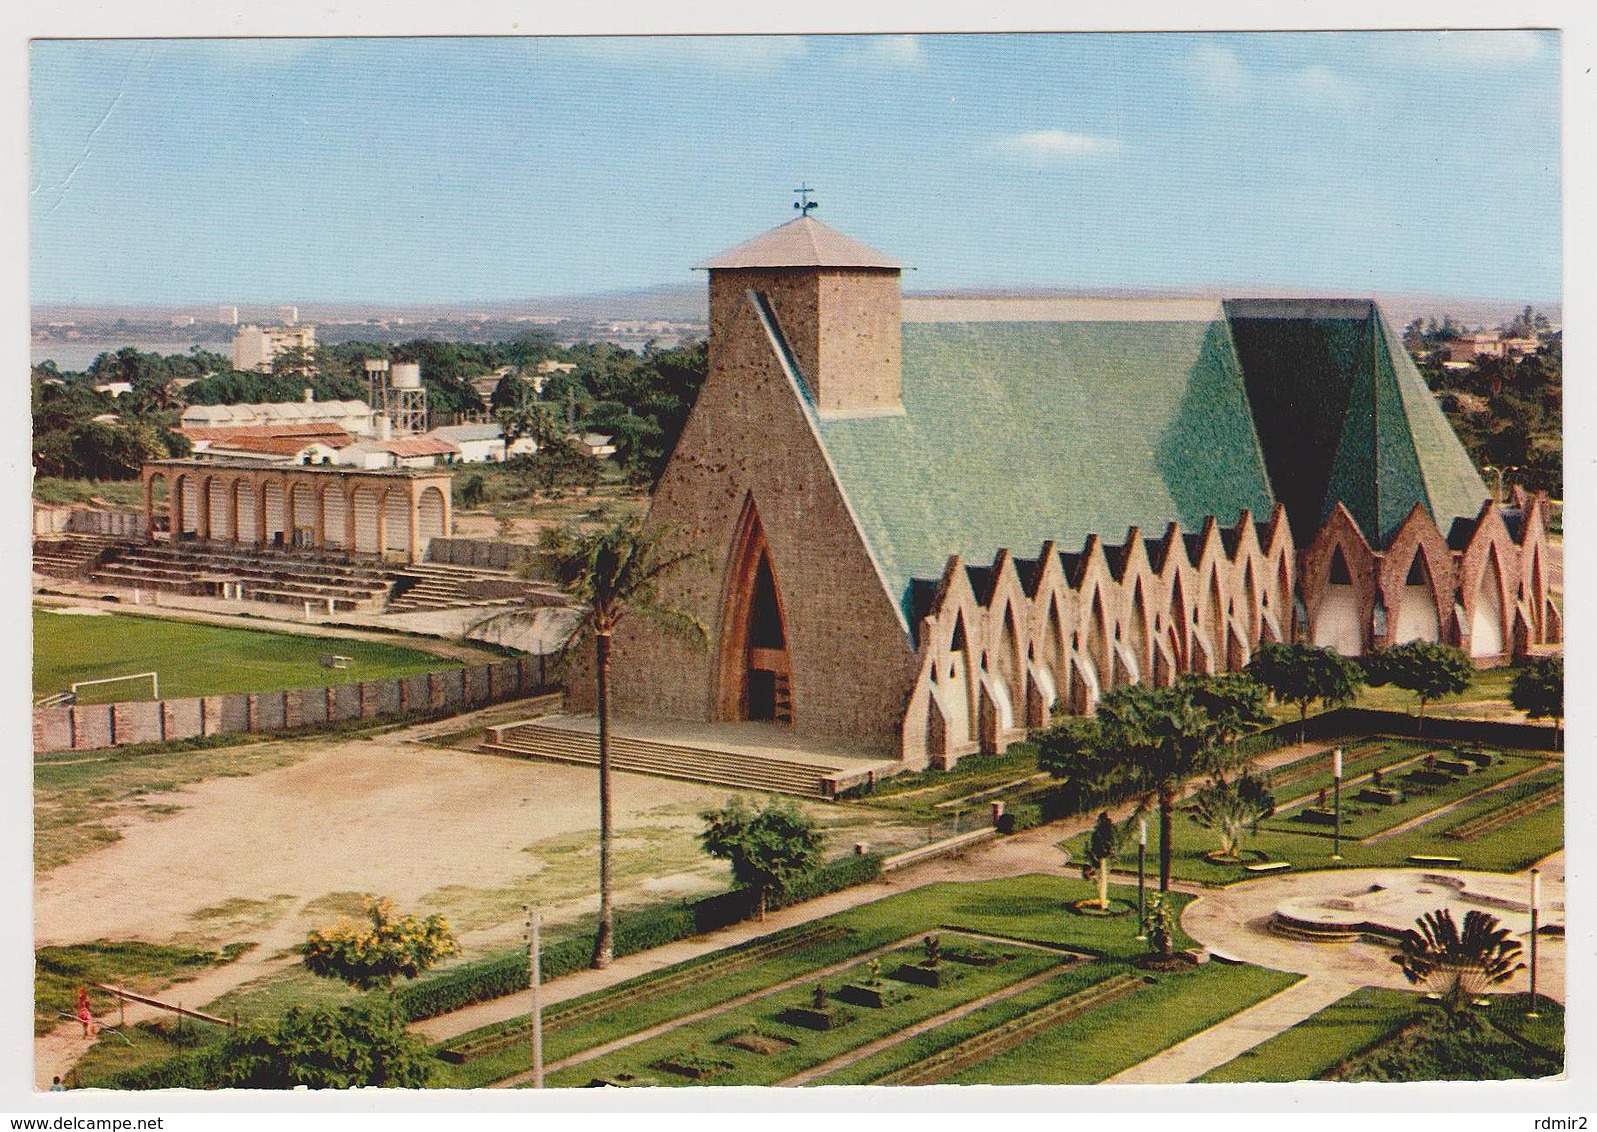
[698,207,903,418]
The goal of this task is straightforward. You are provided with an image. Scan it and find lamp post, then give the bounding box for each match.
[1331,747,1344,862]
[1528,870,1541,1018]
[1136,818,1148,939]
[525,905,544,1088]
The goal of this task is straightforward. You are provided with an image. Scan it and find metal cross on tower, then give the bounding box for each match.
[793,184,819,216]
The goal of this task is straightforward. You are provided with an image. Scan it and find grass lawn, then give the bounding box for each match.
[1260,750,1541,841]
[1131,751,1561,887]
[34,477,149,508]
[434,875,1210,1089]
[813,962,1122,1085]
[1355,666,1519,721]
[35,940,251,1037]
[941,962,1302,1085]
[542,941,1069,1087]
[1328,996,1562,1082]
[1197,987,1425,1083]
[33,607,453,702]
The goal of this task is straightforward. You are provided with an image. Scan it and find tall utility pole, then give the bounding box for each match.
[526,906,543,1088]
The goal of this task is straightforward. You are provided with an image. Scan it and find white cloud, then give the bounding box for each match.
[1292,64,1358,107]
[1189,43,1250,100]
[1185,43,1364,109]
[842,35,926,68]
[994,130,1122,166]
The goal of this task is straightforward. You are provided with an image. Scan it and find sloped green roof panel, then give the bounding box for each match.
[1323,312,1432,545]
[814,314,1278,620]
[1374,307,1490,536]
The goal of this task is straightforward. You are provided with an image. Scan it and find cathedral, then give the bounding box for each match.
[568,215,1559,767]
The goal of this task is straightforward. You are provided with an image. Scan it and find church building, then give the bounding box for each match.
[570,215,1559,768]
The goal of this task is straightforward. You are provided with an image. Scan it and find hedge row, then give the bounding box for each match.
[396,853,884,1023]
[95,1045,232,1091]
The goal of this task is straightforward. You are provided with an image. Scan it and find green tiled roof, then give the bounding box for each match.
[1226,299,1487,548]
[813,313,1278,624]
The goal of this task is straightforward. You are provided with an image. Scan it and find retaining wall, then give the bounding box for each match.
[1259,706,1560,753]
[34,657,550,754]
[426,537,543,573]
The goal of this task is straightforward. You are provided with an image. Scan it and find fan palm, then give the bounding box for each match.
[1392,908,1525,1023]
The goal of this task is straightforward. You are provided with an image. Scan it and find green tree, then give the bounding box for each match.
[1177,671,1273,767]
[1188,771,1275,860]
[1392,908,1524,1024]
[1510,656,1563,747]
[537,518,704,967]
[1083,812,1123,910]
[1041,683,1213,893]
[699,796,825,920]
[1246,642,1364,744]
[270,344,317,380]
[302,897,458,993]
[1363,641,1474,732]
[221,998,433,1089]
[458,473,487,510]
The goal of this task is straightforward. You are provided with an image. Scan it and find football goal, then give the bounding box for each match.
[68,671,160,704]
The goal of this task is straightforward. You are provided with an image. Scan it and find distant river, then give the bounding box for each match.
[31,340,217,372]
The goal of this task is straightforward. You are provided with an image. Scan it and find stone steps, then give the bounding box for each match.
[482,722,841,798]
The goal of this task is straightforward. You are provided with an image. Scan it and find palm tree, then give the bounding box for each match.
[1097,684,1214,893]
[473,516,703,968]
[546,518,704,967]
[1392,908,1525,1024]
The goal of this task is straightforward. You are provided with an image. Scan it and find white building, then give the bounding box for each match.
[426,422,539,464]
[233,324,317,374]
[181,392,377,437]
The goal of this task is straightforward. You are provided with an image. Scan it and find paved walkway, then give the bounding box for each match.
[1103,976,1357,1084]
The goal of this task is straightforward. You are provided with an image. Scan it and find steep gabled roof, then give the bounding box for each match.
[812,298,1277,621]
[696,216,901,270]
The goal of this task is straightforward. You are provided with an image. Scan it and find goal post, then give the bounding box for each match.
[70,671,160,703]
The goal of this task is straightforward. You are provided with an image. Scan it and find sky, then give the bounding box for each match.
[29,31,1563,306]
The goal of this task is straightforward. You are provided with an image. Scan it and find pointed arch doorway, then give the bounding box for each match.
[716,498,794,724]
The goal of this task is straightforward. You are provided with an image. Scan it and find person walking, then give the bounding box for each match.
[74,987,93,1039]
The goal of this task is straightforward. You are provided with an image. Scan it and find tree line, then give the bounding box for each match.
[1402,308,1562,499]
[33,333,707,487]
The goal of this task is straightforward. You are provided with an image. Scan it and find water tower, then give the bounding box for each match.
[388,362,428,435]
[363,358,391,418]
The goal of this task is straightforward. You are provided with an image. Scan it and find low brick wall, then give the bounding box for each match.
[426,536,543,573]
[34,656,550,754]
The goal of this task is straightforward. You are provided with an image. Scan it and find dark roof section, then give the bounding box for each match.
[1103,541,1132,581]
[1500,507,1524,543]
[696,216,902,270]
[1447,516,1479,551]
[964,564,997,607]
[1013,556,1043,597]
[907,577,940,637]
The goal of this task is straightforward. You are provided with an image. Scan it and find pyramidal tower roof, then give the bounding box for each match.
[696,215,902,270]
